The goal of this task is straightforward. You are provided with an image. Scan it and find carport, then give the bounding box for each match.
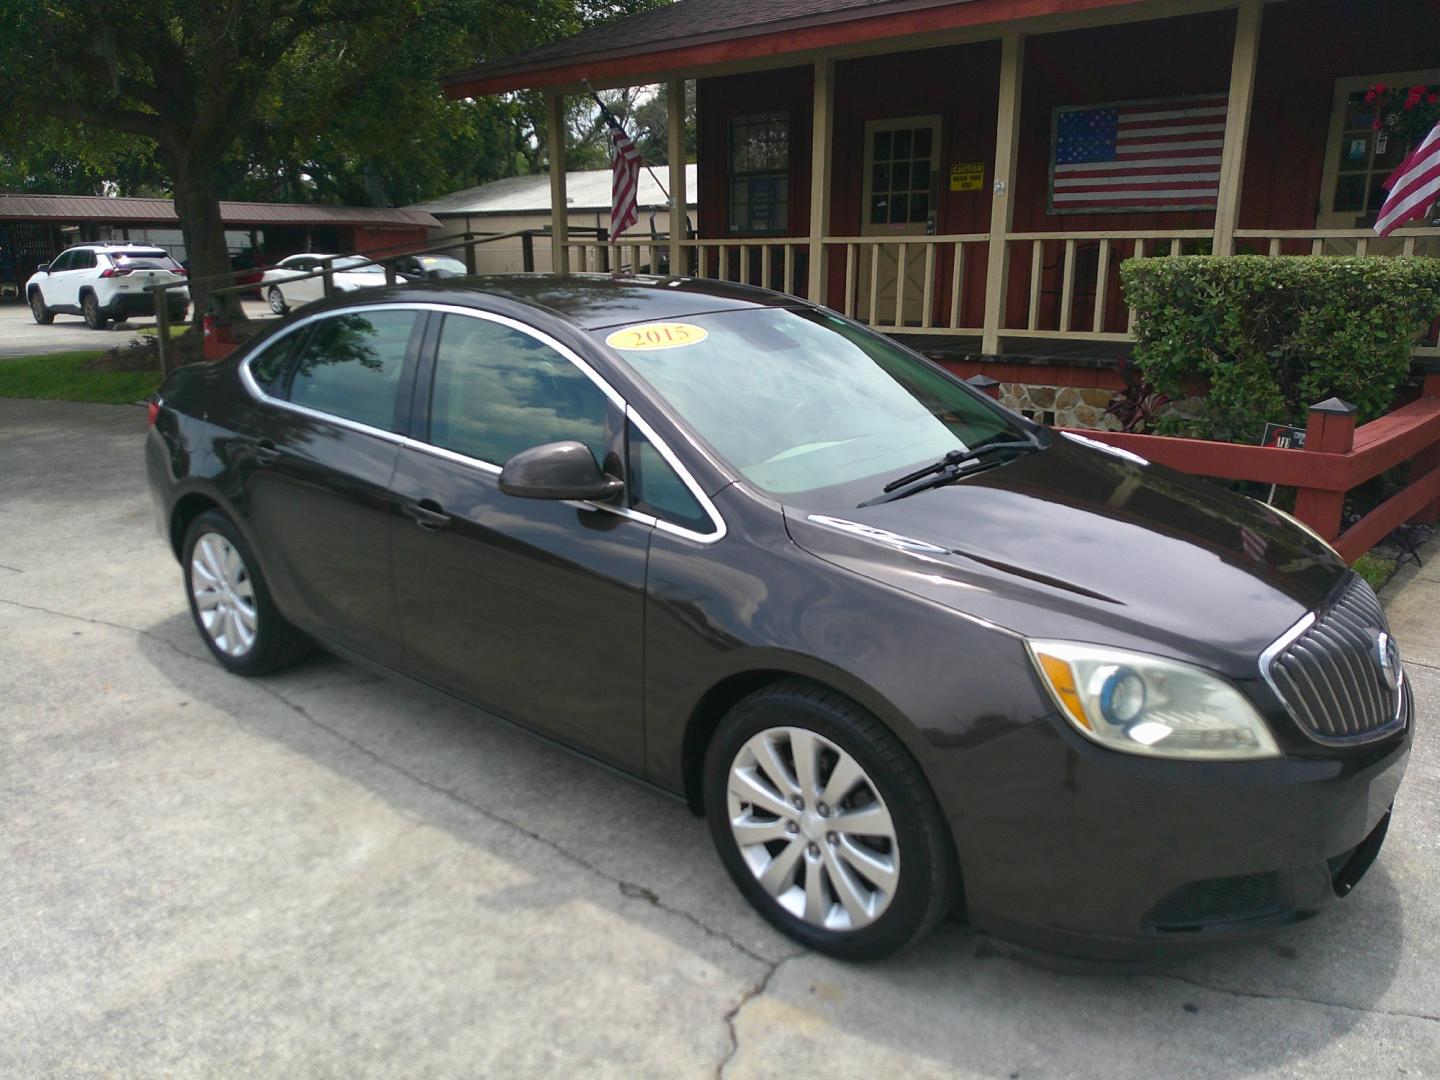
[0,194,439,295]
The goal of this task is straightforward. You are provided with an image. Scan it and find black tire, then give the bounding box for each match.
[29,289,53,325]
[267,286,288,315]
[82,292,109,329]
[175,305,190,324]
[703,679,959,961]
[181,510,312,676]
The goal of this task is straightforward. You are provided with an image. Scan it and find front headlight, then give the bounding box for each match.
[1028,641,1280,760]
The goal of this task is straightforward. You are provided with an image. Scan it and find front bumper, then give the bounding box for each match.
[947,682,1412,962]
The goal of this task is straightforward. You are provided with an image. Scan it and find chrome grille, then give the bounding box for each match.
[1262,576,1405,744]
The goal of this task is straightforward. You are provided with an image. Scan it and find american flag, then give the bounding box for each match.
[1050,95,1228,213]
[1375,118,1440,236]
[607,121,642,236]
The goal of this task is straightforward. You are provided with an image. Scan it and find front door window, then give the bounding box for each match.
[1319,69,1440,230]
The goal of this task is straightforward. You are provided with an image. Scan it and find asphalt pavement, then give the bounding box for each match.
[1,396,1437,1078]
[0,298,276,357]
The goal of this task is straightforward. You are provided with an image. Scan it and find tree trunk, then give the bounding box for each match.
[169,166,245,325]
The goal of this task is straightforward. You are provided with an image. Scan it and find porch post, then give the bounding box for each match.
[667,78,687,276]
[1212,0,1262,256]
[546,91,570,275]
[807,58,835,302]
[981,31,1024,356]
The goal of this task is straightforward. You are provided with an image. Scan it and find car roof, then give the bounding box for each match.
[381,273,808,330]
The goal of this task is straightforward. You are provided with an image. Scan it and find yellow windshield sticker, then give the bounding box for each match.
[605,322,709,351]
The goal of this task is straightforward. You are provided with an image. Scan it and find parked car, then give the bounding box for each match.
[145,276,1411,962]
[391,253,469,281]
[27,243,190,328]
[261,253,386,314]
[183,252,268,299]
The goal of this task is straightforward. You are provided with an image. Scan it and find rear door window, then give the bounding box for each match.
[285,309,419,431]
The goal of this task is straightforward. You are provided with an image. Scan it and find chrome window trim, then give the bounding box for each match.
[239,301,727,545]
[1258,606,1407,745]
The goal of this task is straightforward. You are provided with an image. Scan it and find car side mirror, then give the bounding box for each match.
[36,263,48,274]
[499,441,624,502]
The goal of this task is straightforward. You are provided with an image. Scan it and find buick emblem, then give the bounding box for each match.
[1374,631,1402,692]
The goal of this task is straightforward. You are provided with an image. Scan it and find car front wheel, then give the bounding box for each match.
[267,286,288,315]
[182,510,311,675]
[29,290,53,324]
[704,680,958,960]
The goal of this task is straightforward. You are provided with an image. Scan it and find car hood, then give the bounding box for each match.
[782,434,1347,677]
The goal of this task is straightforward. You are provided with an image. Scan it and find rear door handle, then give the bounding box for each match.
[403,499,452,531]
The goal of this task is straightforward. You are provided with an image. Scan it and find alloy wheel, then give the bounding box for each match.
[726,726,900,932]
[268,287,286,315]
[189,532,258,657]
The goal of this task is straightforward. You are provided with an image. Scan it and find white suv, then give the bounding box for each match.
[26,244,190,329]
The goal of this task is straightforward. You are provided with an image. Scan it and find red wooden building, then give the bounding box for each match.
[444,0,1440,425]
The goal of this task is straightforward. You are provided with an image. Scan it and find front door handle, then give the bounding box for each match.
[403,499,452,531]
[250,438,280,466]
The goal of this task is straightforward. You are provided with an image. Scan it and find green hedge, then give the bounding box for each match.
[1119,255,1440,442]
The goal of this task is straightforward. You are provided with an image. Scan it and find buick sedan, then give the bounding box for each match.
[145,276,1410,961]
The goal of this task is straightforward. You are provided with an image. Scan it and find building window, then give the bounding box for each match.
[728,112,789,233]
[1319,70,1440,229]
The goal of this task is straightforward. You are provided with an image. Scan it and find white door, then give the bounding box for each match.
[858,116,942,327]
[41,249,84,309]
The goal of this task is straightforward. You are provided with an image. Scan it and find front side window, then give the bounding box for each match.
[428,314,610,467]
[285,309,417,430]
[728,112,789,233]
[605,307,1018,501]
[627,423,711,533]
[48,251,74,272]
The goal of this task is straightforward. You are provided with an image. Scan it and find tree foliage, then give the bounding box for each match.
[0,0,676,315]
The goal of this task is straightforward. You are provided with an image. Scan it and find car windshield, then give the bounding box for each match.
[333,256,385,273]
[603,307,1022,502]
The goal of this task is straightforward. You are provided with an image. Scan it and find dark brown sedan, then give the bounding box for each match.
[146,275,1411,962]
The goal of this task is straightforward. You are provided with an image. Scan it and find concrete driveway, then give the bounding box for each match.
[2,396,1438,1078]
[0,298,276,358]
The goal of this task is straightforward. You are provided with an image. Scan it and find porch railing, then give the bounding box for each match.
[823,235,990,334]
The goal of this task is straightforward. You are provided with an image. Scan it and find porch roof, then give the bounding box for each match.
[441,0,1151,96]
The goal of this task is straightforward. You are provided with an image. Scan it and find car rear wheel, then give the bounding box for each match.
[29,290,53,325]
[182,510,311,675]
[82,292,109,329]
[704,680,958,960]
[267,286,288,315]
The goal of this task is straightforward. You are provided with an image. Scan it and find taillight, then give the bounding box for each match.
[99,267,132,278]
[176,267,188,276]
[147,400,161,427]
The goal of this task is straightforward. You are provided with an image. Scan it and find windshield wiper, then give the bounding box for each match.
[858,438,1041,508]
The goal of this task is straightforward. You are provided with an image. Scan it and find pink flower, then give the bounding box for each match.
[1429,93,1440,106]
[1404,85,1425,110]
[1372,118,1383,130]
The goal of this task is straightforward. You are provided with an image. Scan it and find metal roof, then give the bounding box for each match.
[0,193,440,229]
[406,165,698,217]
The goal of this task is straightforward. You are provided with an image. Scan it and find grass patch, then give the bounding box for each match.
[136,322,192,338]
[0,350,159,404]
[1353,553,1398,593]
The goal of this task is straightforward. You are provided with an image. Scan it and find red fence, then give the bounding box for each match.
[968,373,1440,563]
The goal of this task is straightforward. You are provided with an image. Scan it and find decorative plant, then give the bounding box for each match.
[1365,82,1440,149]
[1104,359,1170,433]
[1120,256,1440,443]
